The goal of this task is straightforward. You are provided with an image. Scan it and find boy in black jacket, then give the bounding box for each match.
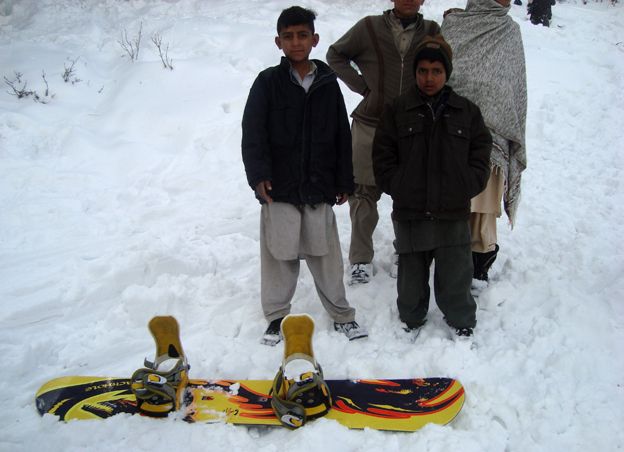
[241,6,367,345]
[373,35,492,338]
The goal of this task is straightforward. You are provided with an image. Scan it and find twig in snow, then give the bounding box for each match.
[62,57,82,84]
[4,71,34,99]
[151,32,174,70]
[118,22,143,61]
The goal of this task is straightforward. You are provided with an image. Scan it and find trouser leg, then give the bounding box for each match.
[305,215,356,323]
[470,212,498,253]
[470,166,503,254]
[348,184,382,265]
[432,244,477,328]
[396,250,432,327]
[260,219,299,322]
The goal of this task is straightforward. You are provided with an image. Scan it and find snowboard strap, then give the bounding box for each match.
[270,358,332,429]
[130,316,189,417]
[131,357,189,417]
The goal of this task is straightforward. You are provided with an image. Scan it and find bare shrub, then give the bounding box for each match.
[4,70,54,104]
[151,33,174,70]
[4,71,33,99]
[62,57,82,84]
[118,22,143,61]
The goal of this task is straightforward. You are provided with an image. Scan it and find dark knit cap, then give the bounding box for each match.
[413,34,453,80]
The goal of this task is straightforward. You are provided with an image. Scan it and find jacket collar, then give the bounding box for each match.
[383,9,424,29]
[279,57,336,88]
[405,85,462,109]
[280,57,333,78]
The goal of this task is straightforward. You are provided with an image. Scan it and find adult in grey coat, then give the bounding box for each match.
[327,0,439,285]
[442,0,527,285]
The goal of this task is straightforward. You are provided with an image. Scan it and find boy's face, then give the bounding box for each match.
[391,0,424,18]
[415,60,446,97]
[275,25,319,63]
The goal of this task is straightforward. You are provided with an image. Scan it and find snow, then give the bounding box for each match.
[1,0,623,450]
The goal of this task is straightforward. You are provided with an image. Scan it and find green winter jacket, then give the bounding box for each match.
[373,86,492,221]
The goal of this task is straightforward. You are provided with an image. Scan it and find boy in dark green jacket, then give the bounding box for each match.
[373,35,492,338]
[242,6,367,345]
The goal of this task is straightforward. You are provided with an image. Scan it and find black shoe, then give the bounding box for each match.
[402,323,425,342]
[402,319,426,332]
[455,327,474,337]
[473,244,499,281]
[261,317,284,346]
[444,317,474,338]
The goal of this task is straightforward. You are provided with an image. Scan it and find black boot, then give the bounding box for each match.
[472,244,499,282]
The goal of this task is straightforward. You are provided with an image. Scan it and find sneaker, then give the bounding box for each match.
[454,327,474,338]
[334,321,368,341]
[260,317,284,346]
[348,263,372,285]
[402,324,423,342]
[389,253,399,279]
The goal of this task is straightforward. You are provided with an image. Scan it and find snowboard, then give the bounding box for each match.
[35,315,465,431]
[36,375,464,431]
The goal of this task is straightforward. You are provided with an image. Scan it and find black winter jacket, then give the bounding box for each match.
[373,86,492,221]
[242,57,354,206]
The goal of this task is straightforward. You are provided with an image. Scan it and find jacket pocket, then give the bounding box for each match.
[397,120,423,138]
[446,121,470,143]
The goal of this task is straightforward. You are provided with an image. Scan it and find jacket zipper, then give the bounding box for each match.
[294,72,332,205]
[300,91,309,205]
[399,57,404,95]
[425,102,437,218]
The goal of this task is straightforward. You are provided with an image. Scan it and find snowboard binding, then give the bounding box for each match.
[130,316,189,417]
[270,314,332,428]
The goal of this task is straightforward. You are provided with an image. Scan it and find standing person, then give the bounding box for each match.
[326,0,440,285]
[241,6,368,346]
[527,0,554,26]
[373,35,492,337]
[442,0,527,287]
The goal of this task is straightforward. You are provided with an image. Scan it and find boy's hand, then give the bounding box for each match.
[255,180,273,204]
[336,193,348,205]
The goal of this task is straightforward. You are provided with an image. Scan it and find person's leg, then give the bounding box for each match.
[305,208,356,323]
[469,212,497,254]
[470,167,503,280]
[433,244,477,329]
[348,184,383,265]
[470,213,499,281]
[260,213,299,322]
[397,250,433,328]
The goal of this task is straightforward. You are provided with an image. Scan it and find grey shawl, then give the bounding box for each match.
[442,0,527,224]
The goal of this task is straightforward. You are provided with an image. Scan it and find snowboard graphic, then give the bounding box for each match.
[35,315,465,431]
[36,376,464,431]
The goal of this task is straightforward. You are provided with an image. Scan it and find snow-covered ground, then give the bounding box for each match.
[1,0,623,450]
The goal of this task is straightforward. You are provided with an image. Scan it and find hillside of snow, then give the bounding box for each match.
[1,0,623,450]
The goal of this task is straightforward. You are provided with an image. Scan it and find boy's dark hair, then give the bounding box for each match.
[277,6,317,34]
